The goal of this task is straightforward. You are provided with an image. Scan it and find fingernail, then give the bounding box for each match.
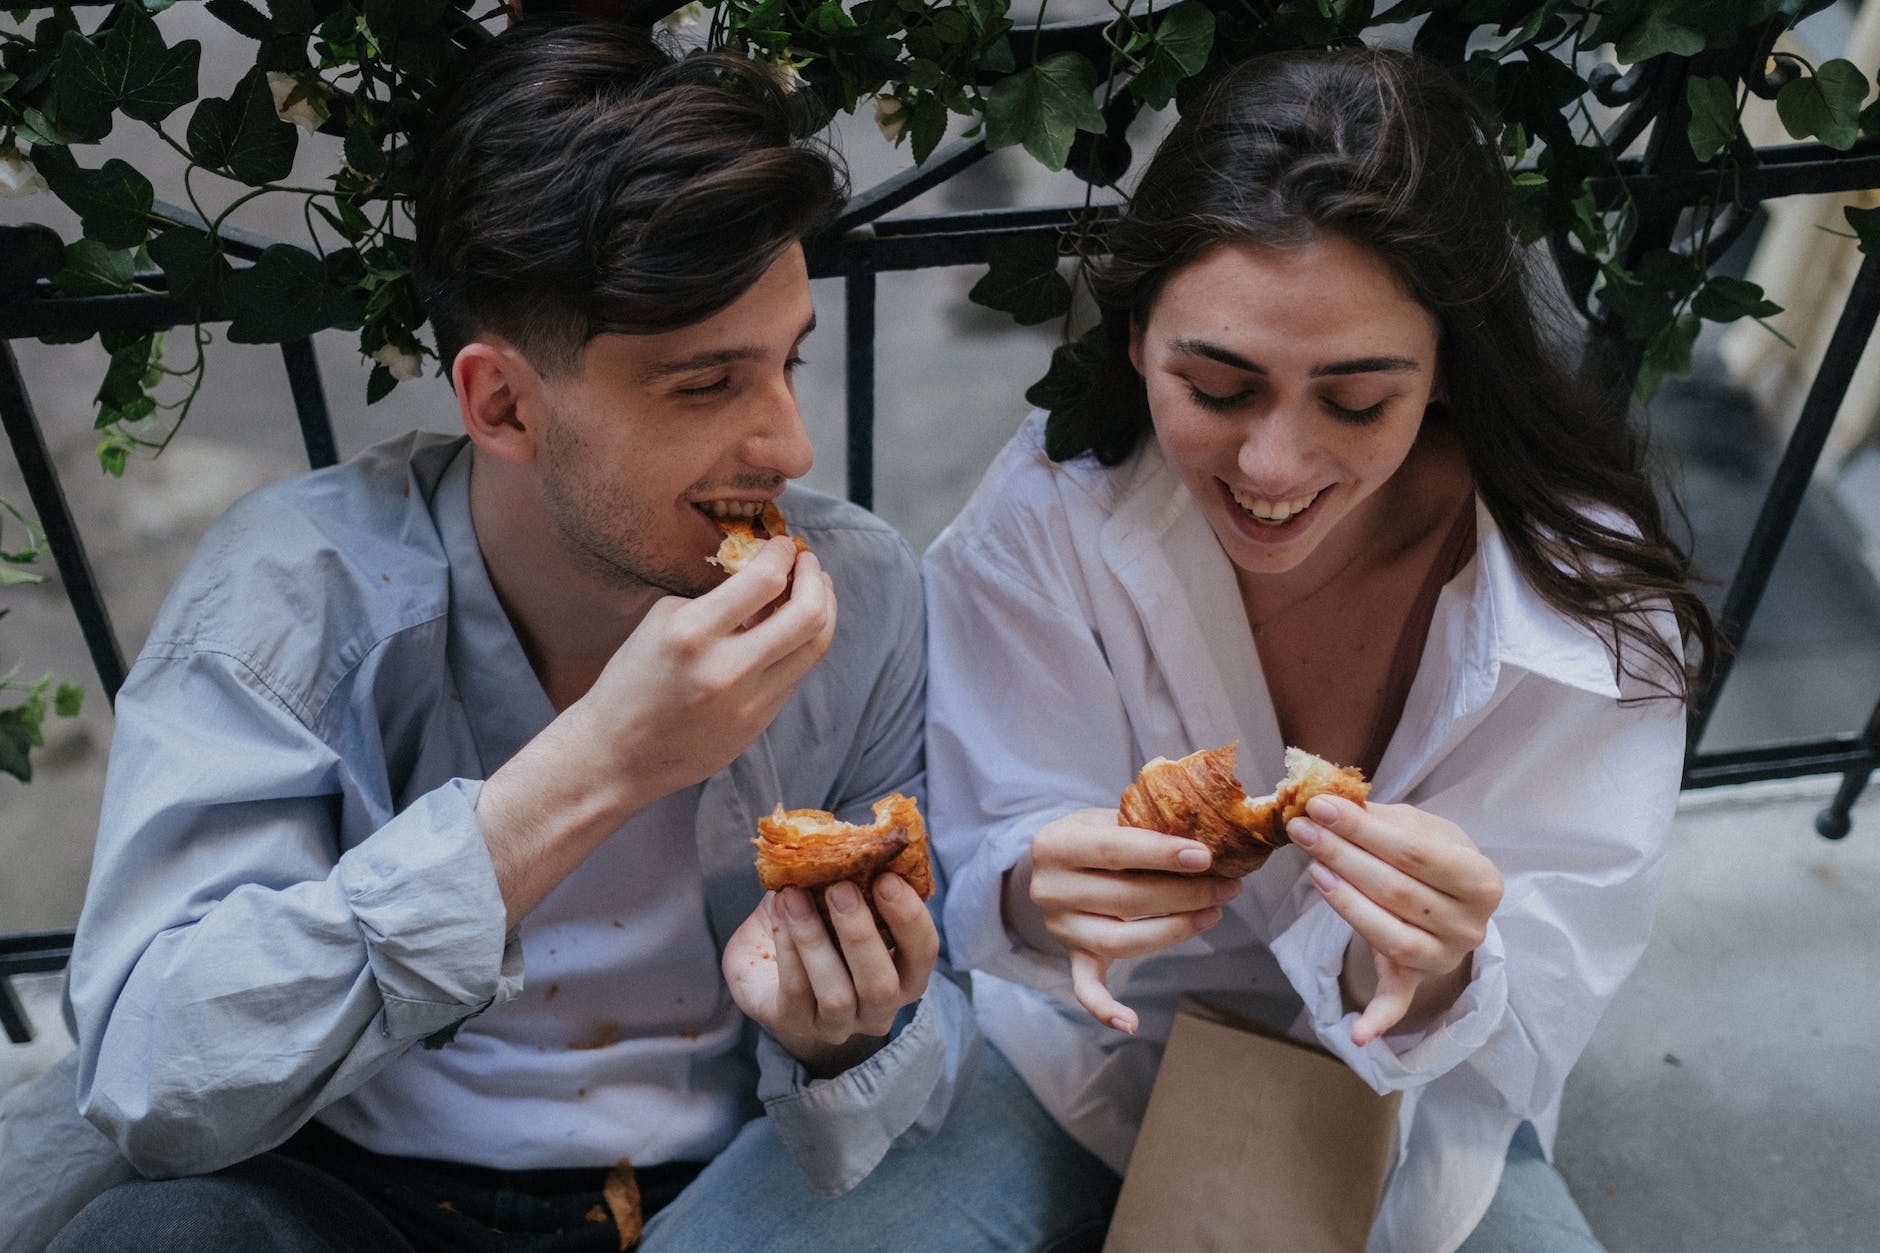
[1194,906,1223,932]
[1306,795,1342,824]
[1214,879,1241,904]
[783,890,814,920]
[1175,847,1211,871]
[1108,1015,1136,1035]
[874,874,909,904]
[1308,864,1337,893]
[827,881,861,913]
[1290,818,1321,847]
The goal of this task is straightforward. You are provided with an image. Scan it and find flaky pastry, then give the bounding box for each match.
[754,792,934,900]
[1119,743,1369,877]
[707,500,811,575]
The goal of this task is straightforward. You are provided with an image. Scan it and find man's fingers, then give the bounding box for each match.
[764,893,814,1006]
[1070,949,1137,1034]
[697,535,801,628]
[874,874,939,997]
[773,887,858,1027]
[822,881,900,1025]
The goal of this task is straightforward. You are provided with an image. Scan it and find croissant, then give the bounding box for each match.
[1119,743,1369,877]
[708,500,811,574]
[753,792,934,901]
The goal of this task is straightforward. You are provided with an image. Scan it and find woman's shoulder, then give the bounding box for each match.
[929,409,1130,556]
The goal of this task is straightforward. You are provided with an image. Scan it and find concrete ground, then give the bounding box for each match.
[7,7,1880,1251]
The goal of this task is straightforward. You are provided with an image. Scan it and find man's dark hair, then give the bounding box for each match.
[414,22,847,375]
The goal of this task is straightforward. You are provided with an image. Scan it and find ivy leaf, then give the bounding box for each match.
[187,68,298,186]
[1131,3,1215,111]
[50,238,136,296]
[0,705,40,783]
[29,148,155,248]
[909,93,948,165]
[985,52,1105,172]
[1027,327,1110,461]
[367,362,397,404]
[205,0,273,39]
[967,233,1071,325]
[148,226,231,307]
[96,332,157,413]
[55,683,85,719]
[1613,2,1707,64]
[1636,311,1700,401]
[1776,59,1870,151]
[52,9,199,142]
[1845,204,1880,256]
[1691,275,1781,323]
[1685,76,1738,162]
[223,244,365,343]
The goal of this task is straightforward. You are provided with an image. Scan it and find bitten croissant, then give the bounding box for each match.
[1119,743,1369,877]
[753,792,934,900]
[707,500,810,574]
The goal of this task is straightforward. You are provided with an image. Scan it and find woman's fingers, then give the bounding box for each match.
[1352,962,1421,1047]
[1048,904,1223,962]
[1034,810,1215,875]
[1034,866,1238,922]
[1070,949,1138,1035]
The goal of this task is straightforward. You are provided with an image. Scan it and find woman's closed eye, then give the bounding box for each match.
[1324,396,1389,424]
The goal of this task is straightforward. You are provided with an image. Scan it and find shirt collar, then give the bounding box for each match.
[432,444,559,775]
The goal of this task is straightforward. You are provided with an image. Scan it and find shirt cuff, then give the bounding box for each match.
[1270,895,1508,1092]
[754,973,977,1196]
[941,811,1081,997]
[335,778,523,1042]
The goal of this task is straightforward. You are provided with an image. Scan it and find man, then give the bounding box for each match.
[21,22,1104,1252]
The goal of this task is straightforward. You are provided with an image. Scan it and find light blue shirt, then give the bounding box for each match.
[64,432,974,1196]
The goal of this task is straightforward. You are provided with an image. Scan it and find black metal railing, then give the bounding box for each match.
[5,23,1879,1045]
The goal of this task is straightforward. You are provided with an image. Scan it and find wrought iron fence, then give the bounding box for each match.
[4,17,1879,1044]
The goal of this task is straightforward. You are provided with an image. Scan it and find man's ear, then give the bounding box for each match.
[454,339,546,464]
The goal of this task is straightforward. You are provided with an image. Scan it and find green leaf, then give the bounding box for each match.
[366,362,397,404]
[1691,275,1781,323]
[50,238,136,296]
[1028,327,1111,460]
[1844,204,1880,256]
[223,244,365,343]
[344,117,386,176]
[54,683,84,718]
[96,333,157,412]
[985,52,1105,172]
[1637,311,1700,400]
[97,430,131,478]
[1776,59,1870,150]
[1685,76,1738,162]
[187,68,298,186]
[206,0,273,39]
[147,226,231,307]
[1131,3,1215,111]
[0,706,38,783]
[52,9,199,140]
[909,93,948,166]
[30,148,155,249]
[1614,4,1706,64]
[967,233,1071,325]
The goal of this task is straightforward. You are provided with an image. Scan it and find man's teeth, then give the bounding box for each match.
[700,500,765,521]
[1230,486,1320,524]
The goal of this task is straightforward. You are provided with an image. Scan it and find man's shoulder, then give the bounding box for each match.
[780,484,917,579]
[140,432,464,683]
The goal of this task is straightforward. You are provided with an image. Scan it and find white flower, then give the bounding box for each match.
[371,343,424,381]
[0,147,46,198]
[658,2,704,34]
[766,55,806,95]
[267,71,331,134]
[874,95,909,145]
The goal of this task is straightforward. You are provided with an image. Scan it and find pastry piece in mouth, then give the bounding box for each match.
[1118,743,1369,877]
[707,500,810,574]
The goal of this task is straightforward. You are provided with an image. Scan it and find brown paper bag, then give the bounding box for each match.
[1102,997,1401,1253]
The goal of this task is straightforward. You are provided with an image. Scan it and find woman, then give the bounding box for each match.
[925,47,1715,1253]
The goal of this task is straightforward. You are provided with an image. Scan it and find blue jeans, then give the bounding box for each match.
[1456,1122,1606,1253]
[50,1045,1117,1253]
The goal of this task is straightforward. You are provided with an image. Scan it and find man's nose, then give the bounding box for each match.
[744,379,814,481]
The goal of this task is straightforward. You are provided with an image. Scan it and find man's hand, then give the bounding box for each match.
[723,874,937,1077]
[478,537,836,927]
[1287,794,1503,1046]
[1023,807,1241,1035]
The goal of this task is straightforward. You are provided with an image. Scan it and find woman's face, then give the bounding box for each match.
[1133,234,1442,580]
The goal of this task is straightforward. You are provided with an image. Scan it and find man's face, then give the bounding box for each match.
[534,244,817,599]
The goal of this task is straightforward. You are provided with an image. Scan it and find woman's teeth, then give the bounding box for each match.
[700,500,765,520]
[1230,486,1321,525]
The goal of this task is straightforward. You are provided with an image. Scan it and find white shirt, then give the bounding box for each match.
[924,412,1684,1253]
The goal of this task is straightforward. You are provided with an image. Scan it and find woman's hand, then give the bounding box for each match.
[723,874,936,1077]
[1287,794,1502,1046]
[1023,807,1243,1034]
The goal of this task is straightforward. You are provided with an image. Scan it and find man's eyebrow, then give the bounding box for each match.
[1167,338,1421,378]
[638,314,818,383]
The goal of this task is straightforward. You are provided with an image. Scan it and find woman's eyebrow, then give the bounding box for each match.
[1167,338,1421,378]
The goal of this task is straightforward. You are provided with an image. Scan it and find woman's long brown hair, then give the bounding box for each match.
[1065,47,1717,702]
